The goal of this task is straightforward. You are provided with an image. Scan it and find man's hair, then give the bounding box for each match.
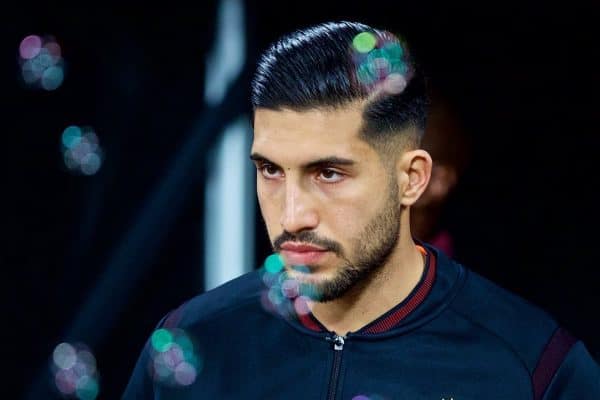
[251,21,429,154]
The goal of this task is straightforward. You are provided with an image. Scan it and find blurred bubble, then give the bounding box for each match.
[293,295,311,316]
[151,328,173,352]
[61,126,103,176]
[19,35,42,59]
[44,41,62,59]
[62,126,82,149]
[174,362,197,386]
[281,277,299,298]
[352,396,370,400]
[80,153,102,176]
[382,73,407,95]
[41,65,64,91]
[353,32,377,53]
[264,253,284,273]
[51,342,100,399]
[149,328,203,387]
[55,369,77,395]
[19,34,65,91]
[75,375,99,400]
[53,343,77,370]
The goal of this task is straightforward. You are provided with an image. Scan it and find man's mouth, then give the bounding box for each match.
[280,242,328,265]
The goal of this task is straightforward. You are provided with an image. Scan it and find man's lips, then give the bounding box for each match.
[280,242,326,252]
[279,242,328,265]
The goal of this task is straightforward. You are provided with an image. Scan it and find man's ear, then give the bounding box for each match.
[397,149,433,207]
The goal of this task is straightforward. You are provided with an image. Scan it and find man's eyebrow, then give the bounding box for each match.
[249,153,355,169]
[249,153,273,164]
[302,157,355,169]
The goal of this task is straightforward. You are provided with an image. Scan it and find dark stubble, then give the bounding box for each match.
[272,179,401,302]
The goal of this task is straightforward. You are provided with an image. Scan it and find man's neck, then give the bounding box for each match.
[309,241,426,336]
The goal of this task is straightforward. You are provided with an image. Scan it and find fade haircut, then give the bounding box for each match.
[251,21,429,157]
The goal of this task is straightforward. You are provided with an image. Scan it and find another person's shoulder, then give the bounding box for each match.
[157,269,265,331]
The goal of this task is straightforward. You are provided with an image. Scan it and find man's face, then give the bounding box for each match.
[251,104,402,302]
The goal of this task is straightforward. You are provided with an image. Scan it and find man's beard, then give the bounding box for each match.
[272,180,401,302]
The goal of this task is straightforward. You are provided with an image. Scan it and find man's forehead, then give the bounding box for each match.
[252,104,367,153]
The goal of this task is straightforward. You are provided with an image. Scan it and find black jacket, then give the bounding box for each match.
[123,244,600,399]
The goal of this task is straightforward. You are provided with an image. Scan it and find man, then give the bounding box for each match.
[123,21,600,399]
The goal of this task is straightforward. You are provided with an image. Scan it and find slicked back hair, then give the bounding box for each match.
[251,21,429,156]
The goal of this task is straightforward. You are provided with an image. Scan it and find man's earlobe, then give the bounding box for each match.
[399,149,432,207]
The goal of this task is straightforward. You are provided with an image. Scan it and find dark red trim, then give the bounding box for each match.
[298,247,436,333]
[299,312,323,332]
[532,327,577,400]
[363,250,436,334]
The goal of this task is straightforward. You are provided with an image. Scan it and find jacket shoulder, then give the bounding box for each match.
[449,266,559,373]
[158,270,264,330]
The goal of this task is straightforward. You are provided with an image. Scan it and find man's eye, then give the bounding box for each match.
[260,164,282,179]
[318,169,344,183]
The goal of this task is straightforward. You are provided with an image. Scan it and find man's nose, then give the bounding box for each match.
[279,183,319,233]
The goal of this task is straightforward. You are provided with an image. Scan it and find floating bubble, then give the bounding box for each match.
[80,153,102,176]
[352,396,370,400]
[293,296,311,316]
[53,342,77,370]
[44,41,62,60]
[382,73,407,95]
[353,32,377,53]
[75,375,99,400]
[62,126,82,149]
[41,65,64,91]
[151,328,173,353]
[281,277,299,298]
[264,253,284,273]
[19,35,42,59]
[149,328,203,387]
[174,362,197,386]
[55,369,77,395]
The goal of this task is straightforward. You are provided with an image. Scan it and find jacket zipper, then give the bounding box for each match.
[326,334,345,400]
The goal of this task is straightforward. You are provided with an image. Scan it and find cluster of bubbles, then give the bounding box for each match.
[148,328,202,387]
[259,253,315,320]
[351,31,411,96]
[18,34,65,91]
[61,125,103,175]
[51,342,99,400]
[352,394,388,400]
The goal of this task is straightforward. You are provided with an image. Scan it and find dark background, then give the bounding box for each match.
[4,1,599,398]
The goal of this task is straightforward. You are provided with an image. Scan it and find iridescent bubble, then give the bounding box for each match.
[281,277,299,298]
[62,125,82,149]
[174,332,194,357]
[153,356,172,379]
[53,342,77,370]
[32,48,56,72]
[293,295,311,316]
[55,368,77,395]
[357,62,376,85]
[41,65,64,91]
[382,73,407,95]
[352,396,370,400]
[174,361,197,386]
[290,264,310,274]
[353,32,377,53]
[21,59,41,83]
[268,285,284,306]
[264,253,284,274]
[151,328,173,352]
[163,344,184,368]
[19,35,42,59]
[75,375,99,400]
[80,153,102,176]
[44,41,62,60]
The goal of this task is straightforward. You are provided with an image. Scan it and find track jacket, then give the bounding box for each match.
[123,244,600,399]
